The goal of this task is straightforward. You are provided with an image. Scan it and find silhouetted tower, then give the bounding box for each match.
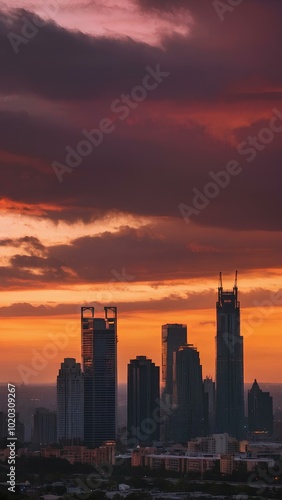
[127,356,160,445]
[161,324,187,441]
[203,376,216,435]
[173,344,204,442]
[57,358,84,443]
[81,306,117,447]
[33,408,57,447]
[248,380,273,438]
[162,324,187,398]
[215,272,244,439]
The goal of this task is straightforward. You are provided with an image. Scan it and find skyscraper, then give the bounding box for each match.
[127,356,160,445]
[203,376,216,435]
[215,272,244,440]
[173,344,204,442]
[81,306,117,448]
[33,408,57,447]
[161,324,187,442]
[57,358,84,443]
[248,380,273,438]
[161,324,187,398]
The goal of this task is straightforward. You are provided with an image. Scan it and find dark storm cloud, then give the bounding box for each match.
[1,2,282,103]
[0,236,46,255]
[1,286,281,316]
[0,1,282,233]
[47,225,282,283]
[3,220,281,289]
[0,9,161,101]
[0,302,78,316]
[0,237,75,288]
[1,109,282,231]
[0,109,76,163]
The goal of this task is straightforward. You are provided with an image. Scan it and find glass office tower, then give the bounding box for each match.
[81,306,117,447]
[215,272,244,440]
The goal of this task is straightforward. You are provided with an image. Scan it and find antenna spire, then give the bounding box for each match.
[219,272,223,289]
[234,270,238,288]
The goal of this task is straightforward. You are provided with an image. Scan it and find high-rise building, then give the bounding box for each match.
[161,324,187,442]
[173,344,204,442]
[81,306,117,448]
[33,408,57,447]
[203,376,216,435]
[248,380,273,438]
[161,324,187,398]
[57,358,84,443]
[215,272,244,440]
[127,356,160,445]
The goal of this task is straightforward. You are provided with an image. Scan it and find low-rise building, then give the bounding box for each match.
[188,434,239,455]
[132,450,219,474]
[41,441,116,465]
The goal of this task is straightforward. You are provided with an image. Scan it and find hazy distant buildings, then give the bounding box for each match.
[203,376,216,435]
[81,307,117,448]
[216,273,244,440]
[57,358,84,443]
[127,356,160,445]
[173,344,204,442]
[248,379,273,438]
[33,408,57,447]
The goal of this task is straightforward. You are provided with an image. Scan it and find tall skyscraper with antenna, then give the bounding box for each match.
[215,272,244,440]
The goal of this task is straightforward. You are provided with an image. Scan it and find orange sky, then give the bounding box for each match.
[2,295,282,385]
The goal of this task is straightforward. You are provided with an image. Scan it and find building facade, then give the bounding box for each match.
[127,356,160,445]
[81,306,117,448]
[57,358,84,443]
[161,323,187,398]
[33,408,57,447]
[203,376,216,435]
[161,323,187,441]
[248,379,273,438]
[41,441,115,465]
[173,344,204,442]
[215,273,244,440]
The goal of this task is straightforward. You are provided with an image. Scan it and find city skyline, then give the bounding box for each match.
[1,281,278,446]
[1,0,282,387]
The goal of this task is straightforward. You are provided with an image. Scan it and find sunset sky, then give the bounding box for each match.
[0,0,282,385]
